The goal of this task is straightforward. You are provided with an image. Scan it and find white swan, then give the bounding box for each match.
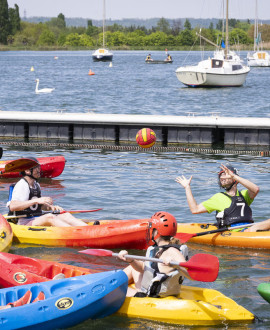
[35,79,55,94]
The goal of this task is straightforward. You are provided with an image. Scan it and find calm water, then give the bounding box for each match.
[0,51,270,329]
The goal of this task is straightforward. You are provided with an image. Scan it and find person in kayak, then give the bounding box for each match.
[118,211,190,297]
[175,164,260,229]
[7,157,87,227]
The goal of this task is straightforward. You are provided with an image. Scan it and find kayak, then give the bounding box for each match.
[0,270,128,330]
[257,283,270,304]
[177,223,270,249]
[116,284,254,326]
[0,253,254,326]
[145,59,173,64]
[0,156,66,178]
[9,218,150,249]
[0,252,95,287]
[0,215,13,252]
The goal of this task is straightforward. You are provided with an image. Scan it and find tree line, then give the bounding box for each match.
[1,0,270,49]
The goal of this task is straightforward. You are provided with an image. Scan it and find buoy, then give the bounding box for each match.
[30,66,34,71]
[88,69,95,76]
[109,62,113,67]
[54,56,58,60]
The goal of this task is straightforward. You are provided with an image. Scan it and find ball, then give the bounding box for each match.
[136,128,156,148]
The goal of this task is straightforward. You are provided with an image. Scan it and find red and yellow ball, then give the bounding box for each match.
[136,128,156,148]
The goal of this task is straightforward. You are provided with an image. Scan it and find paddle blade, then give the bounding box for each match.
[180,253,219,282]
[175,232,197,243]
[3,158,39,174]
[79,249,113,257]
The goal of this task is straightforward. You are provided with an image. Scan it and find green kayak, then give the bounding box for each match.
[257,283,270,303]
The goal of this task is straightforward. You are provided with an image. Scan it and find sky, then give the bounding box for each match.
[7,0,270,21]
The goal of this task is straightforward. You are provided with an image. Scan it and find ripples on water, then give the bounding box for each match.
[0,50,270,329]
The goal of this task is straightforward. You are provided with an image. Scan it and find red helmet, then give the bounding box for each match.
[149,211,177,241]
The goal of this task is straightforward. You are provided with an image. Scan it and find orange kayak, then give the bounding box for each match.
[0,156,66,178]
[177,223,270,249]
[10,218,150,249]
[0,215,13,252]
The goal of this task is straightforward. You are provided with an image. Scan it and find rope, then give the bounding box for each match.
[0,141,268,156]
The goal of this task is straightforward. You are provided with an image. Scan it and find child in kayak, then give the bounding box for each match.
[175,164,260,230]
[7,157,87,227]
[118,212,189,297]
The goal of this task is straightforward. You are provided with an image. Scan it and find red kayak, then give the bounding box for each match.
[0,156,66,178]
[0,252,92,287]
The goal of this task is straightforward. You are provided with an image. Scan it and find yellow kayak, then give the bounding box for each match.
[177,223,270,249]
[117,284,254,326]
[0,215,13,252]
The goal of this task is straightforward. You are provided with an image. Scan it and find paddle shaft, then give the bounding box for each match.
[5,208,103,220]
[110,252,181,266]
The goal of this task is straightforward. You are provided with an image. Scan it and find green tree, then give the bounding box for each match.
[0,0,10,44]
[157,17,171,34]
[229,28,250,45]
[184,19,192,31]
[178,29,194,46]
[37,29,56,45]
[8,4,20,34]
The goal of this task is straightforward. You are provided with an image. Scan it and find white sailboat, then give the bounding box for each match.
[247,0,270,67]
[175,0,250,87]
[92,0,113,62]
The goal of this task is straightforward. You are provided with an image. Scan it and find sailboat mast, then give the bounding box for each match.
[103,0,105,48]
[254,0,258,51]
[225,0,229,59]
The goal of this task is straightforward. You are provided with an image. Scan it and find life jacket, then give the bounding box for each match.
[8,179,43,217]
[139,244,189,298]
[216,191,254,228]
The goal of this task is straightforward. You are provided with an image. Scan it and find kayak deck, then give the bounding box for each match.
[116,284,254,325]
[177,223,270,249]
[257,283,270,304]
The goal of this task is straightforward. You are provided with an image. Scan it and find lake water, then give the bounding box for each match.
[0,50,270,329]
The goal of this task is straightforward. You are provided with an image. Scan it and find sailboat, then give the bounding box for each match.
[247,0,270,67]
[175,0,250,87]
[92,0,113,62]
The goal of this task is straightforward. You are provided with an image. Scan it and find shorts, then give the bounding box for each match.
[17,217,35,226]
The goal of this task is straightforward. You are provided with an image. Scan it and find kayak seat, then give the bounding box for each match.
[93,221,100,225]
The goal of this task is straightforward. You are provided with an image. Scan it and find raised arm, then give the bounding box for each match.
[175,175,207,214]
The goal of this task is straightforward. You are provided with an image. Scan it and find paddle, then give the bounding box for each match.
[5,208,103,220]
[0,147,2,159]
[79,249,219,282]
[175,223,254,243]
[0,158,39,175]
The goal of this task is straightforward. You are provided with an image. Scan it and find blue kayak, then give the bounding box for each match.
[0,270,128,329]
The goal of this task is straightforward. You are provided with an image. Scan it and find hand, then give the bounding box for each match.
[51,205,64,212]
[37,197,53,206]
[175,175,192,189]
[220,164,236,179]
[117,250,131,262]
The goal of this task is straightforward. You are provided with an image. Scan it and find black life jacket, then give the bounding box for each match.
[216,191,254,228]
[8,178,43,217]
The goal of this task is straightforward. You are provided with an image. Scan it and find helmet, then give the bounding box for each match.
[149,211,177,242]
[21,157,40,178]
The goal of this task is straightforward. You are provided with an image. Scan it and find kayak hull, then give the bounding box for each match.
[177,223,270,249]
[257,283,270,304]
[0,270,128,330]
[10,219,150,249]
[0,215,13,252]
[0,156,66,178]
[0,253,254,326]
[117,284,254,325]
